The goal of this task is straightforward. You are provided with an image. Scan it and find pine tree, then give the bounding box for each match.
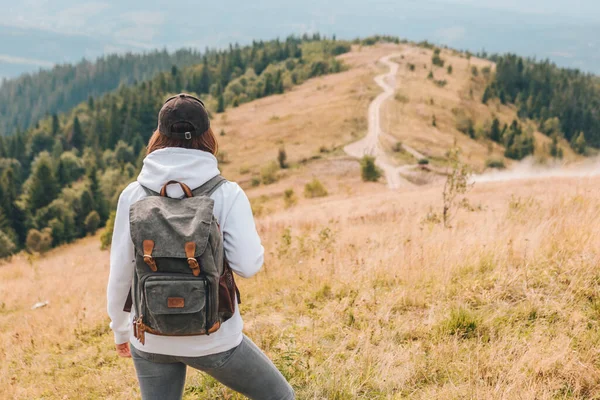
[482,86,493,104]
[198,60,211,93]
[489,118,502,143]
[24,152,59,211]
[1,168,26,245]
[87,166,109,221]
[69,116,85,150]
[0,135,6,158]
[51,114,60,136]
[217,94,225,113]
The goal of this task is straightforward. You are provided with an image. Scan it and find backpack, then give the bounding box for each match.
[127,175,240,344]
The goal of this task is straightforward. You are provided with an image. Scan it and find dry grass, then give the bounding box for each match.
[2,44,599,399]
[2,174,600,399]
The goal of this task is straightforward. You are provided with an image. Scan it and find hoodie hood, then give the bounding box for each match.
[137,148,220,198]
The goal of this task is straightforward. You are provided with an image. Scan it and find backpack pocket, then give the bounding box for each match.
[141,275,209,335]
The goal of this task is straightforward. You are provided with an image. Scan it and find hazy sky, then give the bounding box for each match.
[0,0,599,78]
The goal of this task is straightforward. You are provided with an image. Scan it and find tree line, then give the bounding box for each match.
[482,54,599,152]
[0,35,352,258]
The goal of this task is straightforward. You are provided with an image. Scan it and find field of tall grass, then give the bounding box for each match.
[1,175,599,399]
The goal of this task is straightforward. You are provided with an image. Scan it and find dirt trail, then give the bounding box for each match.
[344,53,424,189]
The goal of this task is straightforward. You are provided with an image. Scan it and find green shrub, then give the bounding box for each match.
[260,162,280,185]
[360,156,381,182]
[395,92,409,103]
[418,158,430,165]
[447,65,453,74]
[304,178,328,198]
[26,228,53,253]
[100,211,116,250]
[84,211,101,235]
[485,158,506,169]
[251,177,261,187]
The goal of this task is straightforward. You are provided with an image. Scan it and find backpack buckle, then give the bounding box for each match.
[188,258,201,276]
[143,240,158,272]
[185,242,200,276]
[143,255,157,272]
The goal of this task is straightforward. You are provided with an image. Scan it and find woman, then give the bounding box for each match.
[107,93,294,400]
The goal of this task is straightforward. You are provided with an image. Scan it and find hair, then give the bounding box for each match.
[146,122,218,155]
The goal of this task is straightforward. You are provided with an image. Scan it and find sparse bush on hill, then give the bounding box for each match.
[442,146,472,228]
[447,65,453,74]
[407,63,416,71]
[283,189,297,209]
[304,178,328,198]
[481,66,492,79]
[471,66,479,76]
[485,158,506,169]
[572,132,587,155]
[456,113,476,138]
[278,147,288,169]
[432,48,445,67]
[260,162,280,185]
[360,155,381,182]
[217,150,229,164]
[394,92,409,103]
[418,158,430,165]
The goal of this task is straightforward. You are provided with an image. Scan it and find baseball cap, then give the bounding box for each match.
[157,93,210,140]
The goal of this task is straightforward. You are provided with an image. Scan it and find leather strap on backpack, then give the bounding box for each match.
[160,181,193,198]
[143,240,157,272]
[185,242,201,276]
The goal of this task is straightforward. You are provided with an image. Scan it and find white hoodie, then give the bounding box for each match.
[106,147,264,357]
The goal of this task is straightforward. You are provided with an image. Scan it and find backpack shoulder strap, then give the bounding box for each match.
[192,175,228,197]
[140,185,159,197]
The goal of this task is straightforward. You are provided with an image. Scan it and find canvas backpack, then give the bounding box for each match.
[127,175,240,344]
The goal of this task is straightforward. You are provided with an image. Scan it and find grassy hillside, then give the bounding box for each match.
[2,174,599,399]
[1,41,600,399]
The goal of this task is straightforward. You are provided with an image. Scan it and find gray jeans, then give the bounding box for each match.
[130,335,295,400]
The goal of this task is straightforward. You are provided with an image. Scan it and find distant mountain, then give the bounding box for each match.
[0,0,599,79]
[0,49,204,135]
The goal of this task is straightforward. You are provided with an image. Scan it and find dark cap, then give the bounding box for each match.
[157,93,210,140]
